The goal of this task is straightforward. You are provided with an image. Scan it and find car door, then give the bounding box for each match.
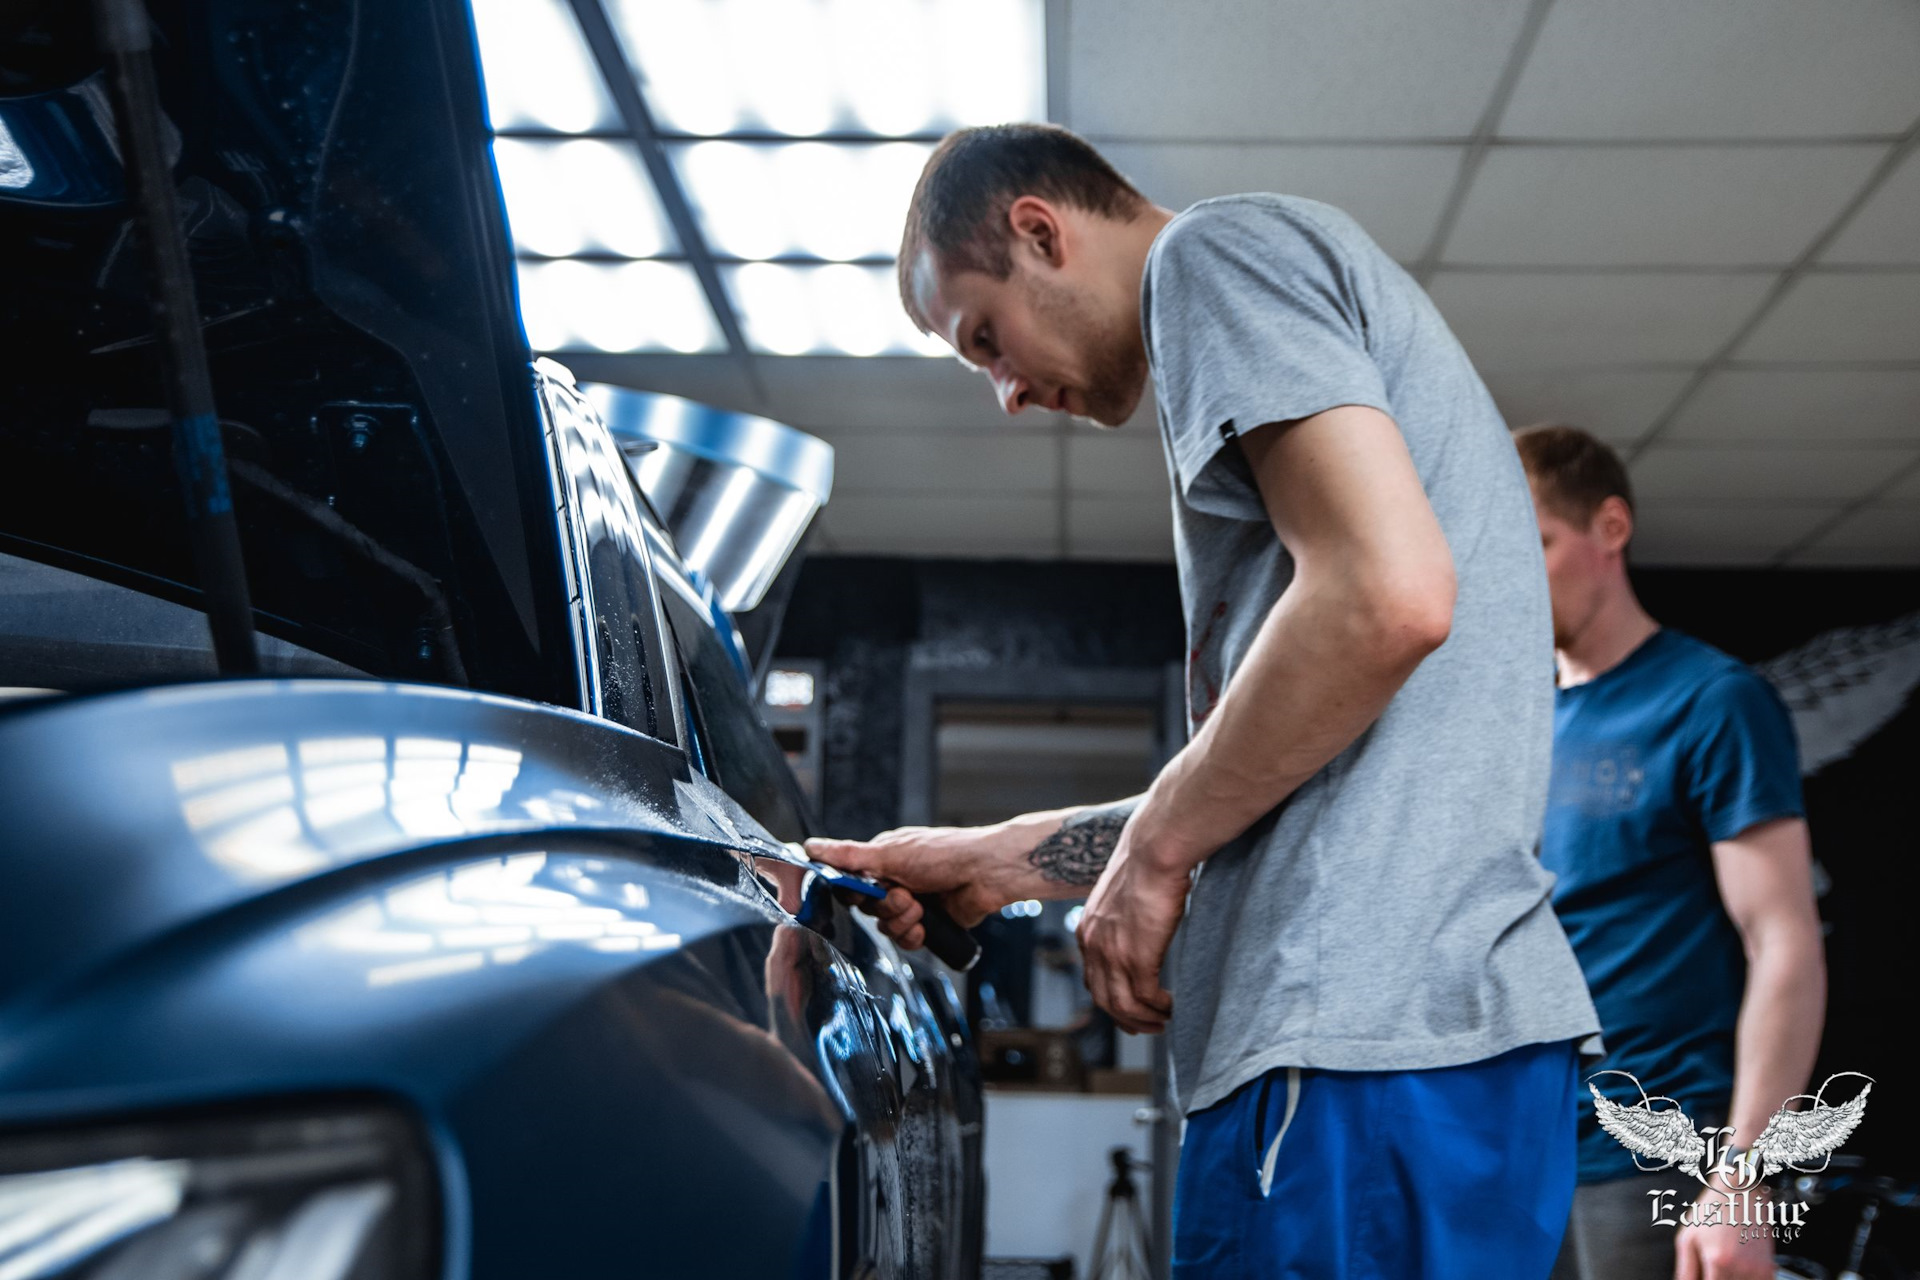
[649,547,984,1278]
[544,365,950,1275]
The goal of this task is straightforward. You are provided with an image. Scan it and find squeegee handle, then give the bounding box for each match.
[913,895,982,972]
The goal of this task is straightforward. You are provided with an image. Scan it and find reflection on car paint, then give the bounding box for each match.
[157,711,735,884]
[298,854,684,989]
[171,736,530,881]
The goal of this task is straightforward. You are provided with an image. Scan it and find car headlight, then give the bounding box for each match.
[0,1102,437,1280]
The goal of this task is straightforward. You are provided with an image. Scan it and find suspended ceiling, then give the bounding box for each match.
[511,0,1920,567]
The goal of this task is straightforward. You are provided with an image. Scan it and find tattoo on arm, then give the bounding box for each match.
[1027,800,1138,887]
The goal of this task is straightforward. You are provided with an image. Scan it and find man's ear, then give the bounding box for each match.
[1591,494,1635,556]
[1005,195,1065,268]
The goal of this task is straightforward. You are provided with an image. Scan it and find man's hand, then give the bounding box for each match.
[1075,805,1188,1034]
[808,800,1142,951]
[1674,1193,1776,1280]
[806,823,1051,950]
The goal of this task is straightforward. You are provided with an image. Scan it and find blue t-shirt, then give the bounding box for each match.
[1543,628,1804,1184]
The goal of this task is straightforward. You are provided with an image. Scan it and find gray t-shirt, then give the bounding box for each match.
[1142,194,1601,1115]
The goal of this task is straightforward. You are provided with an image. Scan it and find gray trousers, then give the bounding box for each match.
[1549,1172,1679,1280]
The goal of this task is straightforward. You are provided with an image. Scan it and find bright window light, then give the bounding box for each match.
[613,0,738,134]
[731,0,836,136]
[764,668,816,708]
[494,138,676,258]
[730,261,817,355]
[677,142,787,260]
[934,0,1041,128]
[486,0,1049,358]
[829,0,934,135]
[812,263,889,356]
[614,0,1045,137]
[470,0,618,133]
[674,141,931,261]
[517,260,725,353]
[726,263,946,356]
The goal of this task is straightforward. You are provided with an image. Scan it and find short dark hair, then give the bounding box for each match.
[1512,423,1635,525]
[897,124,1146,331]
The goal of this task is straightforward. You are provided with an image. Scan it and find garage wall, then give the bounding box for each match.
[773,557,1186,840]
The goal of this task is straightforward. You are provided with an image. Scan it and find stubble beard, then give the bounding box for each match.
[1027,271,1148,427]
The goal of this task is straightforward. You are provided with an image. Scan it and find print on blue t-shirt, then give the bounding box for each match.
[1542,628,1804,1184]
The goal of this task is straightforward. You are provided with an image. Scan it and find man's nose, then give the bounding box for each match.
[990,363,1034,416]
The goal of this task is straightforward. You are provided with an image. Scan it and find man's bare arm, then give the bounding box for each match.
[1126,404,1456,873]
[1672,817,1825,1278]
[1713,817,1827,1159]
[1074,403,1457,1032]
[806,796,1142,948]
[1028,800,1139,887]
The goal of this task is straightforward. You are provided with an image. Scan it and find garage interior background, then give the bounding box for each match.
[474,0,1920,1269]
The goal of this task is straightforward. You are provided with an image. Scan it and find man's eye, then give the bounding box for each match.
[974,328,995,358]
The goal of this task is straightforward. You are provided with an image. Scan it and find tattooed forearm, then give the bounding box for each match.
[1027,800,1139,887]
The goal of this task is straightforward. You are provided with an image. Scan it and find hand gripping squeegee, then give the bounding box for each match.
[785,844,981,971]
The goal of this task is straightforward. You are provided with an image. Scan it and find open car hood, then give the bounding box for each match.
[0,0,574,703]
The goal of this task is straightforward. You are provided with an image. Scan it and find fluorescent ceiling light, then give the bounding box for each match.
[470,0,618,133]
[517,259,724,353]
[674,141,930,261]
[493,138,677,258]
[614,0,1046,137]
[727,263,946,356]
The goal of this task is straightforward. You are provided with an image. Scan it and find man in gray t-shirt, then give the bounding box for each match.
[811,124,1601,1277]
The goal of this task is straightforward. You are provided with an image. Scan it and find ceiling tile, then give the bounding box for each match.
[1822,151,1920,265]
[1101,144,1461,261]
[1788,506,1920,566]
[1629,506,1837,566]
[1737,274,1920,363]
[1445,147,1883,266]
[828,433,1059,495]
[1665,370,1920,443]
[1630,446,1917,505]
[815,493,1057,550]
[1501,0,1920,139]
[1427,273,1773,368]
[1482,369,1692,441]
[1068,496,1177,561]
[1068,0,1529,139]
[1066,432,1170,496]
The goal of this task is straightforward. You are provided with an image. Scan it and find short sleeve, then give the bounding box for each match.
[1685,669,1806,843]
[1145,199,1394,520]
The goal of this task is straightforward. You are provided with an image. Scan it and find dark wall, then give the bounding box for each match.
[774,557,1186,841]
[778,557,1920,1172]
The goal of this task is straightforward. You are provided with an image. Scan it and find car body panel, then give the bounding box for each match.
[0,679,975,1275]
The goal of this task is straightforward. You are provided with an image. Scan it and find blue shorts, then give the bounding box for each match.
[1172,1038,1580,1279]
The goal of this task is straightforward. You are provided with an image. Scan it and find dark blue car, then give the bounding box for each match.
[0,1,983,1275]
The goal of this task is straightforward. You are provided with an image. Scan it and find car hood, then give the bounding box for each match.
[0,680,790,1034]
[0,0,572,700]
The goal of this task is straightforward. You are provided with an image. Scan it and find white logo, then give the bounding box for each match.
[1591,1070,1873,1243]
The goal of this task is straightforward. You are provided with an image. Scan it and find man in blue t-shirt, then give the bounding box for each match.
[1516,424,1827,1280]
